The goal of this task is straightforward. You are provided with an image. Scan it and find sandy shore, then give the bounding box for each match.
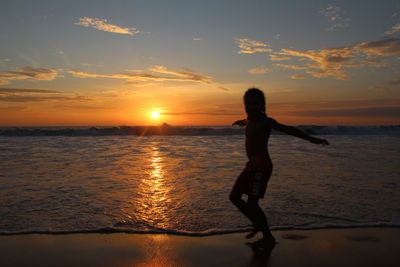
[0,227,398,267]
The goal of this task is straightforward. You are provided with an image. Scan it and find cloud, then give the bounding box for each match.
[0,88,62,94]
[51,104,107,110]
[273,34,281,40]
[354,38,400,56]
[269,55,291,61]
[69,66,228,91]
[236,35,400,80]
[360,57,386,67]
[277,46,359,80]
[235,38,272,54]
[0,95,91,102]
[0,106,27,112]
[231,36,397,80]
[290,75,306,79]
[192,38,202,41]
[248,66,269,74]
[0,67,58,84]
[0,86,92,103]
[369,85,391,92]
[319,4,350,31]
[388,77,400,85]
[124,81,157,87]
[74,17,140,36]
[293,106,400,118]
[275,64,309,70]
[385,23,400,35]
[162,110,242,116]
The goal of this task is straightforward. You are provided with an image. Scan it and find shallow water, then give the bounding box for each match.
[0,134,399,234]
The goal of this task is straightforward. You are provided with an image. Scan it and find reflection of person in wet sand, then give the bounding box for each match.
[230,88,329,249]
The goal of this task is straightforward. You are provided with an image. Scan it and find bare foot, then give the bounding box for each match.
[248,236,276,250]
[246,229,261,239]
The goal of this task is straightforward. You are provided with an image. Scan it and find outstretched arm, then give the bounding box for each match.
[232,119,247,127]
[270,118,329,145]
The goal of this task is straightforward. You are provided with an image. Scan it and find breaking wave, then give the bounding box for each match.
[0,124,399,136]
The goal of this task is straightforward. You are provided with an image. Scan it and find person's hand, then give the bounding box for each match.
[232,119,247,126]
[310,137,329,145]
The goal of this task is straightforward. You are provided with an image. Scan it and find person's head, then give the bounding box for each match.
[244,88,266,120]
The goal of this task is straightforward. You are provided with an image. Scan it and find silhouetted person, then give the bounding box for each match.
[230,88,329,248]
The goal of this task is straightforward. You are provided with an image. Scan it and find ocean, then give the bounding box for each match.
[0,126,399,235]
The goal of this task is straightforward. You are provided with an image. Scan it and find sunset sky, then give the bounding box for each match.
[1,0,399,126]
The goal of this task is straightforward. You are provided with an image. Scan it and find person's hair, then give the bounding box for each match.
[244,88,266,115]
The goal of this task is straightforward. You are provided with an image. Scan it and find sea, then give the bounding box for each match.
[0,125,399,236]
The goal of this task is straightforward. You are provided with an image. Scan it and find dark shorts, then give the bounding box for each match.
[231,161,272,199]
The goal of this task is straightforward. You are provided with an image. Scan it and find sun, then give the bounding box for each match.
[151,111,161,119]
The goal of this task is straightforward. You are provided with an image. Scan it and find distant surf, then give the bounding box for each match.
[0,124,399,136]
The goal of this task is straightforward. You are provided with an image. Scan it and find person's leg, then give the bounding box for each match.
[247,196,274,242]
[229,190,258,226]
[230,190,249,217]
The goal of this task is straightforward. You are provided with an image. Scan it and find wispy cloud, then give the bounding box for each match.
[192,37,202,41]
[248,66,269,74]
[0,95,91,102]
[354,38,400,56]
[0,87,92,103]
[74,17,140,36]
[69,65,228,91]
[275,64,309,70]
[293,106,400,118]
[319,4,350,31]
[0,67,58,85]
[290,75,306,80]
[51,103,108,110]
[385,23,400,35]
[273,34,281,40]
[124,81,157,87]
[276,46,356,80]
[369,85,391,92]
[270,38,400,80]
[388,77,400,85]
[269,55,291,61]
[235,38,272,54]
[0,88,63,94]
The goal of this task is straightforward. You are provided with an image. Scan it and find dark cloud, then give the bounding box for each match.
[163,110,242,116]
[0,95,92,102]
[0,67,58,84]
[292,106,400,118]
[354,38,400,56]
[388,77,400,85]
[69,65,228,91]
[0,88,62,94]
[51,104,107,110]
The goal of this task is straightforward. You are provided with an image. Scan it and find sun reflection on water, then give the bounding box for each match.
[136,145,172,230]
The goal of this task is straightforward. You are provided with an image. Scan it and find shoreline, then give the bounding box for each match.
[0,224,399,236]
[1,227,399,267]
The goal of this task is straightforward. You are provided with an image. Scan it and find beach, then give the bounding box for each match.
[1,227,399,267]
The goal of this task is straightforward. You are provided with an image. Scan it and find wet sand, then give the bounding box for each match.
[0,228,399,267]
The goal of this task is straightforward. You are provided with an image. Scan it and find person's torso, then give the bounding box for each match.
[245,117,271,160]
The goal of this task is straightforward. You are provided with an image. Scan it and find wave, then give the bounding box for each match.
[297,125,400,135]
[1,223,399,236]
[0,124,399,137]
